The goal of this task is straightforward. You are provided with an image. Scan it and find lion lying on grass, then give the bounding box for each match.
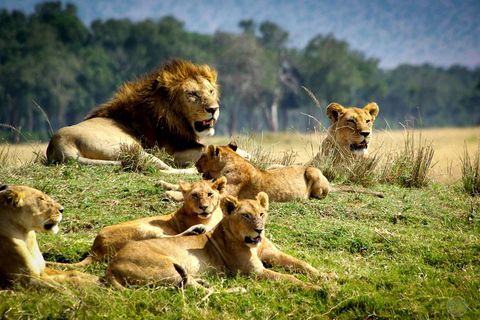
[57,178,227,267]
[0,184,98,288]
[158,142,382,201]
[194,142,331,202]
[47,59,221,174]
[317,102,379,162]
[106,192,322,290]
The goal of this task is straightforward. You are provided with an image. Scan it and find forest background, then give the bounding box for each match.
[1,1,479,143]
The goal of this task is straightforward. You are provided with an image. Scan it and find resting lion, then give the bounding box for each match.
[318,102,379,162]
[58,178,227,267]
[195,143,331,202]
[106,192,321,290]
[159,142,383,201]
[47,59,221,173]
[0,184,98,288]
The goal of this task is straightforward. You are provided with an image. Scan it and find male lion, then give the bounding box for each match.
[106,192,321,290]
[318,102,379,162]
[58,178,227,267]
[0,184,98,288]
[47,59,221,173]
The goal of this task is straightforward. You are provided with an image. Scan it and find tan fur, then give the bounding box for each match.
[63,178,226,267]
[195,143,330,202]
[0,185,98,288]
[47,59,220,173]
[319,102,379,162]
[106,193,321,290]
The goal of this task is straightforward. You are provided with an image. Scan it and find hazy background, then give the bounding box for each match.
[1,0,479,142]
[5,0,479,69]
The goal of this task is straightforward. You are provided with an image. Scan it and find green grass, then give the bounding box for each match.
[1,162,479,319]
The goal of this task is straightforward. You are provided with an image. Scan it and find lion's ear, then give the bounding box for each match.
[364,102,379,119]
[178,180,192,195]
[212,176,227,194]
[227,142,238,151]
[204,145,215,157]
[256,192,269,211]
[326,103,346,123]
[0,188,25,208]
[222,196,239,215]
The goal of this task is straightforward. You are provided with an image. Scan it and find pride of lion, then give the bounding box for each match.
[2,58,383,292]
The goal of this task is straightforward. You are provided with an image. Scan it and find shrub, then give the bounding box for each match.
[461,143,480,196]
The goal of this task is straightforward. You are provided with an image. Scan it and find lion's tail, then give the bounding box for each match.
[331,186,384,198]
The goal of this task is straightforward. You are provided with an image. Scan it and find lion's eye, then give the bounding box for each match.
[366,119,371,123]
[260,212,265,217]
[242,214,250,219]
[188,92,198,98]
[210,90,215,95]
[347,119,355,124]
[192,194,198,199]
[207,193,213,197]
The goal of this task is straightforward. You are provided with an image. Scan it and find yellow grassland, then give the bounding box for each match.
[1,127,479,183]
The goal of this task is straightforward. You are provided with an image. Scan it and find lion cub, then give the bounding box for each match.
[0,184,98,288]
[65,178,226,266]
[106,192,320,290]
[194,142,331,202]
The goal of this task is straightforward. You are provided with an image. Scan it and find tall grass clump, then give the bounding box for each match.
[461,143,480,196]
[378,129,435,187]
[310,146,380,186]
[119,144,176,172]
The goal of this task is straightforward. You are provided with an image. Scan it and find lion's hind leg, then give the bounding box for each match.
[305,167,330,200]
[106,253,197,289]
[43,267,99,285]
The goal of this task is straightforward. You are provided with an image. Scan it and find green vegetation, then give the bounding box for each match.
[1,2,479,144]
[462,144,480,196]
[1,142,479,318]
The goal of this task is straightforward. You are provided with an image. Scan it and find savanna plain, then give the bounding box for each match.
[0,127,479,319]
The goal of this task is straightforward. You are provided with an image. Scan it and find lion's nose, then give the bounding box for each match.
[360,131,370,137]
[254,228,263,234]
[206,107,219,115]
[199,204,208,211]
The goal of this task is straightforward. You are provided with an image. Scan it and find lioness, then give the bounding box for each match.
[61,178,226,267]
[47,59,220,173]
[318,102,379,161]
[106,192,320,290]
[0,184,98,288]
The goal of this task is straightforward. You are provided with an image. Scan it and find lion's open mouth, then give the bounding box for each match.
[350,142,368,152]
[194,119,215,132]
[44,223,55,230]
[245,236,262,245]
[198,212,211,219]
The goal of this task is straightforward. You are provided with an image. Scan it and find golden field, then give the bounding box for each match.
[1,127,479,183]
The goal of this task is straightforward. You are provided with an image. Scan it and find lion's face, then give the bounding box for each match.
[222,192,268,248]
[0,184,63,234]
[195,142,239,180]
[178,177,226,220]
[326,102,379,156]
[178,76,220,138]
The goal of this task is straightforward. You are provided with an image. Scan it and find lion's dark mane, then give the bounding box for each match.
[85,59,217,152]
